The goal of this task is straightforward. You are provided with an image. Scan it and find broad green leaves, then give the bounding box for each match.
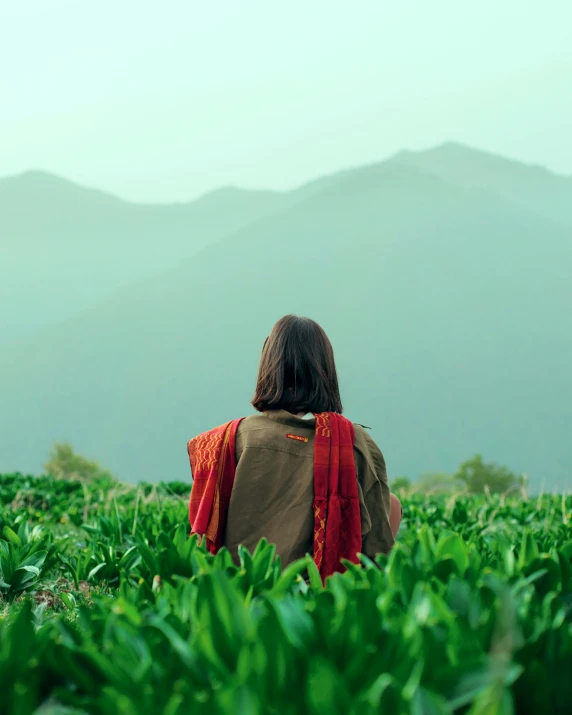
[0,473,571,715]
[0,523,50,598]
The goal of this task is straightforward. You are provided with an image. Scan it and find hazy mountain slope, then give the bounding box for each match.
[1,161,570,488]
[389,142,572,227]
[0,171,285,343]
[4,143,571,345]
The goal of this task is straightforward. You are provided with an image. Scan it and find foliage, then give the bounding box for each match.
[415,472,461,493]
[0,472,571,714]
[455,454,522,494]
[402,456,524,495]
[0,523,50,599]
[391,476,411,491]
[44,442,117,484]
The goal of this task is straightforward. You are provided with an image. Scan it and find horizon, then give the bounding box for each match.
[2,131,571,487]
[3,139,571,205]
[2,2,571,489]
[2,1,572,202]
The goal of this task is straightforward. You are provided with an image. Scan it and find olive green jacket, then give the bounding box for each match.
[224,410,394,566]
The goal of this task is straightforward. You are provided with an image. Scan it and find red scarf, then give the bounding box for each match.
[312,412,361,579]
[187,418,243,554]
[187,412,361,579]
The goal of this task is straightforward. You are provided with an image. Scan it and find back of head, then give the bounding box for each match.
[252,315,343,414]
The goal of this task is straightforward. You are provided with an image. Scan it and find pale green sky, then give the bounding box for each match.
[1,0,571,202]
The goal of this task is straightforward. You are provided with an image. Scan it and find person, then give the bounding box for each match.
[187,315,401,581]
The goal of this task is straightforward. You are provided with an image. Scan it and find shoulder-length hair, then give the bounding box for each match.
[251,315,343,414]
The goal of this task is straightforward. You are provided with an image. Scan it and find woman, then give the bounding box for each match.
[188,315,401,580]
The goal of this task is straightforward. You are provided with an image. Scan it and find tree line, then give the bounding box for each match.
[45,443,525,494]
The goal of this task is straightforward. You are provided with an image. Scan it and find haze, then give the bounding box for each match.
[1,0,572,202]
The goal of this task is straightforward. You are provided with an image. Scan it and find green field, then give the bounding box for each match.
[1,473,571,714]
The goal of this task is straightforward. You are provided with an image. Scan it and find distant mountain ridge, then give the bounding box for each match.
[0,172,287,343]
[1,143,571,488]
[6,162,400,344]
[389,142,572,227]
[1,169,128,209]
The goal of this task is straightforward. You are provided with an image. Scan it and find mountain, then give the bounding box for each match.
[1,146,571,488]
[0,171,285,343]
[389,142,572,228]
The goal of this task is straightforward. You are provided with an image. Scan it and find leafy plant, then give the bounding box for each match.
[0,472,570,714]
[0,522,54,599]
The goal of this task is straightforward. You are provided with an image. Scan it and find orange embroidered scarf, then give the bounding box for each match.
[187,418,243,554]
[187,412,361,579]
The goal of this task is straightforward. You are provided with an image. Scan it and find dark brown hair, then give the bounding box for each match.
[252,315,343,414]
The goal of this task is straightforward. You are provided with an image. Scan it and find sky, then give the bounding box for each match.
[1,0,572,202]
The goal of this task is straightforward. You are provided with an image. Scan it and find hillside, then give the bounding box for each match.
[1,146,571,487]
[390,141,572,227]
[0,171,285,343]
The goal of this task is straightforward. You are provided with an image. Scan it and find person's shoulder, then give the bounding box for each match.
[352,422,385,461]
[237,414,268,431]
[236,413,275,442]
[189,417,247,444]
[352,421,375,444]
[350,422,388,488]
